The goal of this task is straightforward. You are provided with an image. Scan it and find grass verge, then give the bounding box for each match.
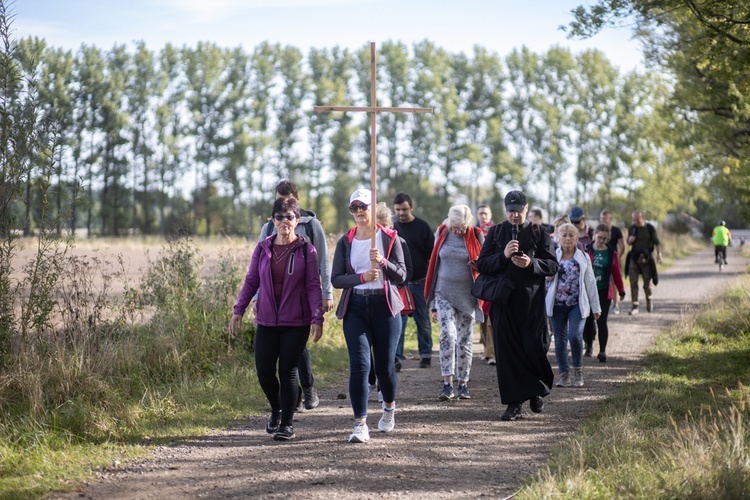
[519,262,750,498]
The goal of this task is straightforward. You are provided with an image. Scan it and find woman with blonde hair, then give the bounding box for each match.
[424,205,485,401]
[545,222,601,388]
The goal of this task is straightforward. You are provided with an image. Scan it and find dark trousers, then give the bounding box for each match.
[715,245,727,262]
[583,288,612,353]
[343,294,401,418]
[255,324,310,426]
[297,347,314,389]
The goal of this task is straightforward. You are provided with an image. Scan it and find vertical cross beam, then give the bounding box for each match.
[314,42,432,255]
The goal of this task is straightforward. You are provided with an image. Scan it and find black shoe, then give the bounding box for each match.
[419,357,431,368]
[500,403,523,421]
[394,359,402,373]
[529,396,544,413]
[273,424,295,441]
[597,351,607,362]
[296,387,304,412]
[265,411,281,434]
[304,387,319,410]
[584,343,593,357]
[646,299,653,313]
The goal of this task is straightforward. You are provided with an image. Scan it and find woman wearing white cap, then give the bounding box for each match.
[331,189,408,443]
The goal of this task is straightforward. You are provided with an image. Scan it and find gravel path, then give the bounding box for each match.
[53,246,747,499]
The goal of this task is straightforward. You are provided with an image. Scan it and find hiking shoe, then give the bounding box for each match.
[304,387,319,410]
[529,395,544,413]
[646,299,653,313]
[612,305,620,315]
[456,384,471,400]
[556,371,571,387]
[597,351,607,362]
[265,411,281,434]
[419,357,431,368]
[629,307,639,316]
[378,406,395,432]
[584,343,593,357]
[272,424,295,441]
[438,383,455,401]
[573,368,584,387]
[348,422,370,443]
[500,403,523,421]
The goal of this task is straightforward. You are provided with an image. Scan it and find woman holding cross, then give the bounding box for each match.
[331,188,408,443]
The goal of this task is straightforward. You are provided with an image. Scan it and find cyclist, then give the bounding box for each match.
[712,220,732,265]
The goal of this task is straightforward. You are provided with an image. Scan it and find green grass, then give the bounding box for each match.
[519,266,750,498]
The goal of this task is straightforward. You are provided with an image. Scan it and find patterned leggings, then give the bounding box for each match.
[435,295,475,383]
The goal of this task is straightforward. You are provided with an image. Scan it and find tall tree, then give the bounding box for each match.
[182,42,230,235]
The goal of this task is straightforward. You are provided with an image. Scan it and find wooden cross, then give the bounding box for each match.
[314,42,433,257]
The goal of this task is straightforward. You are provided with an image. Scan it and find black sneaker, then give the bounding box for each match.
[500,403,523,421]
[265,411,281,434]
[394,359,402,373]
[529,396,544,413]
[646,299,653,313]
[273,424,295,441]
[304,387,319,410]
[419,357,431,368]
[597,351,607,362]
[584,343,593,357]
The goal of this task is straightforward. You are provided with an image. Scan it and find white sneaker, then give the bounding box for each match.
[378,406,395,432]
[377,391,383,403]
[612,305,620,315]
[348,422,370,443]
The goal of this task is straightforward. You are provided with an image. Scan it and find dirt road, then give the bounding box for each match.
[53,246,747,499]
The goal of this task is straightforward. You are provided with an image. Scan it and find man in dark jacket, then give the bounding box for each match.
[476,190,559,421]
[626,210,662,315]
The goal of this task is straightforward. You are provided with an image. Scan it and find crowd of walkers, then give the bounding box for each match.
[229,180,663,441]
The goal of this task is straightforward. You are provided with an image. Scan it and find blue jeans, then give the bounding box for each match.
[397,283,433,360]
[343,294,401,419]
[550,304,585,374]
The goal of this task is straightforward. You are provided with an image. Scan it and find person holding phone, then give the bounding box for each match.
[475,190,559,422]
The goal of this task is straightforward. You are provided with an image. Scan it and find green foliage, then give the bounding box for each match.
[519,275,750,498]
[569,0,750,221]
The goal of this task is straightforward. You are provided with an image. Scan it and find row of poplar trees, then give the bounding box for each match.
[7,36,715,235]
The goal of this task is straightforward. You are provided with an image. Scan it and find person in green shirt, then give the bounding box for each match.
[712,221,732,265]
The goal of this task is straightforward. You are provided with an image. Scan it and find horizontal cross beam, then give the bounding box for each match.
[313,105,433,113]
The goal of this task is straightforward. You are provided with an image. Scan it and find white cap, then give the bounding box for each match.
[349,188,372,206]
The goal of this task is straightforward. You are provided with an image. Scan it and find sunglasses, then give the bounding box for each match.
[273,214,297,222]
[348,203,369,213]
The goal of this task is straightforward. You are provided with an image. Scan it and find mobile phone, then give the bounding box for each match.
[512,251,524,257]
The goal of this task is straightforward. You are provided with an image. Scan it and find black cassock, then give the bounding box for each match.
[476,220,559,405]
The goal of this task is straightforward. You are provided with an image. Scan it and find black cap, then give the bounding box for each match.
[504,190,527,212]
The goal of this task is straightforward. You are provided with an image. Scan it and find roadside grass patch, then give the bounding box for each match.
[519,275,750,498]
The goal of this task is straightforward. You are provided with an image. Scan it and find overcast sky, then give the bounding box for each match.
[13,0,643,71]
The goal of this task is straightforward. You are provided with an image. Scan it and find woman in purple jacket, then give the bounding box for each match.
[229,197,324,442]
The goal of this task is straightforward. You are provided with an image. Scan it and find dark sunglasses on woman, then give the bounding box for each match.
[349,203,368,213]
[273,214,297,222]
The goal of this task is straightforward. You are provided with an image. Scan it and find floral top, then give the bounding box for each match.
[554,258,581,306]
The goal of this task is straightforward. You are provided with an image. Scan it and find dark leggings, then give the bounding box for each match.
[583,288,612,353]
[255,324,310,426]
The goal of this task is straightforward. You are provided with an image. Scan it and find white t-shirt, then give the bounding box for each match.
[351,231,384,290]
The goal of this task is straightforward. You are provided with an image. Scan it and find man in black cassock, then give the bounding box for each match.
[476,190,559,421]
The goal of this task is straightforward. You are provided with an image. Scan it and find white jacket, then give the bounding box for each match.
[545,247,601,318]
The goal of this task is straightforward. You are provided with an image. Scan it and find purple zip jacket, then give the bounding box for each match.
[233,235,324,326]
